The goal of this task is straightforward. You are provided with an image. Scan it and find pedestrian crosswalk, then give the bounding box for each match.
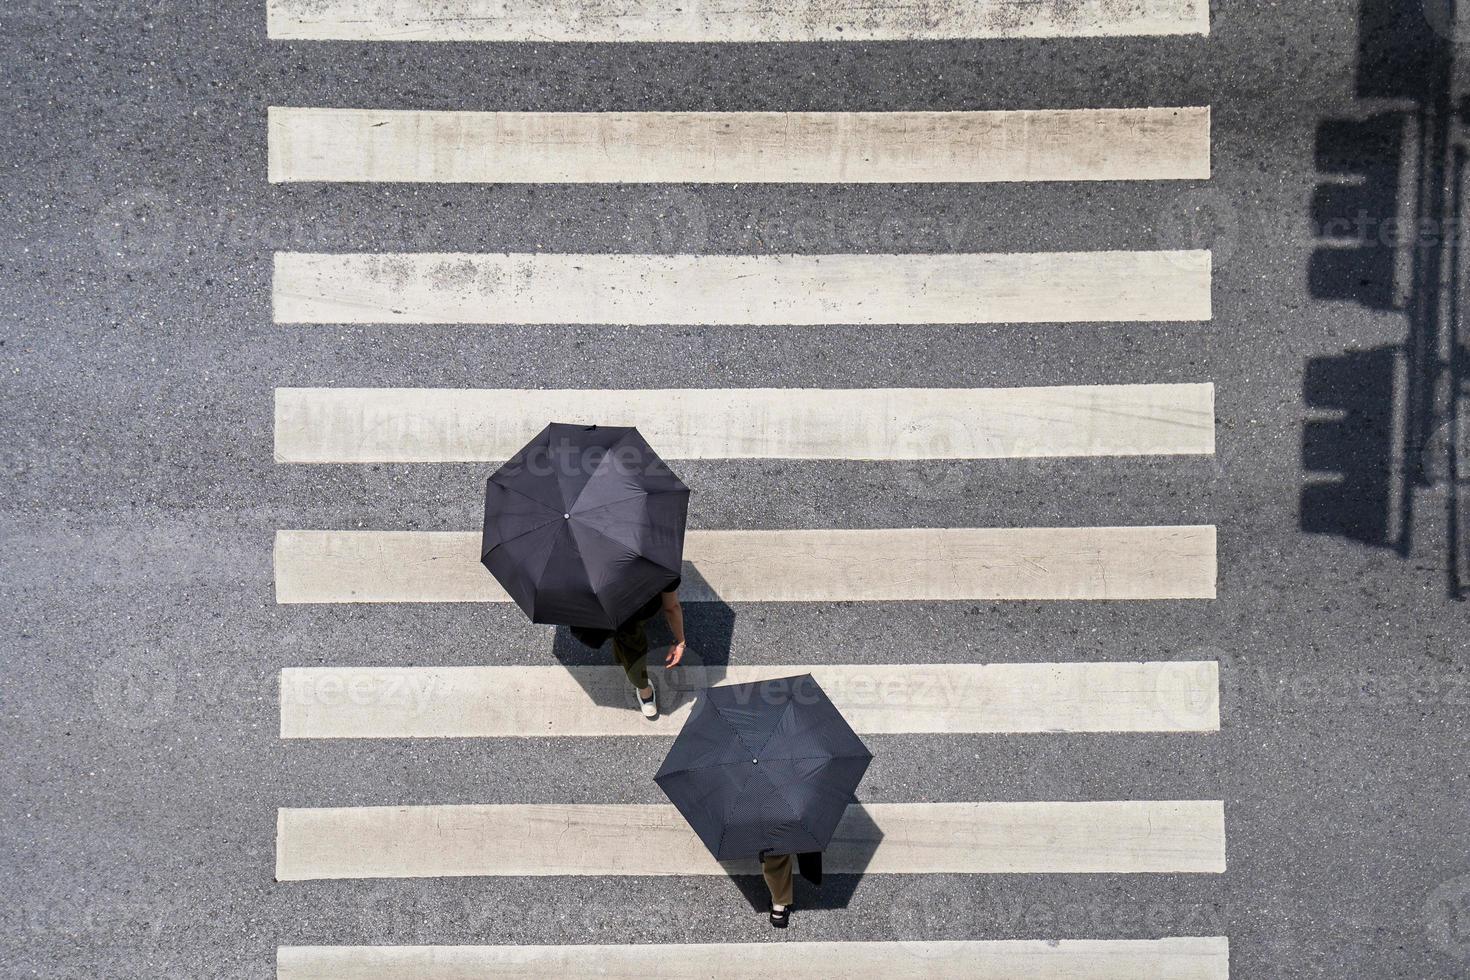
[274,384,1216,463]
[274,527,1217,603]
[268,107,1211,184]
[273,251,1212,325]
[277,938,1231,980]
[276,801,1227,880]
[265,0,1225,971]
[279,662,1221,738]
[266,0,1211,43]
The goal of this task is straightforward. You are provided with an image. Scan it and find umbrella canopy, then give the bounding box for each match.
[481,423,689,628]
[654,674,872,861]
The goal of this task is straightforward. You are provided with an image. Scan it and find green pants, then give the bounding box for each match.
[611,619,650,690]
[762,853,794,907]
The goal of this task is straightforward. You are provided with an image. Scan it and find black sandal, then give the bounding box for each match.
[768,903,791,928]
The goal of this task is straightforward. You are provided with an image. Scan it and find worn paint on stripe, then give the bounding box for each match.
[272,251,1213,325]
[273,385,1216,464]
[279,662,1221,738]
[273,527,1218,604]
[268,107,1211,184]
[276,938,1231,980]
[275,800,1227,879]
[267,0,1211,43]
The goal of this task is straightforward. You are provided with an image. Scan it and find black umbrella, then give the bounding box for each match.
[654,674,872,861]
[481,422,689,628]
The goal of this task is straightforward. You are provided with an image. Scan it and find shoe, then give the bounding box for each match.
[768,903,791,929]
[637,684,658,719]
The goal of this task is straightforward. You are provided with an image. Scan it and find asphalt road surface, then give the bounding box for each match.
[3,1,1468,978]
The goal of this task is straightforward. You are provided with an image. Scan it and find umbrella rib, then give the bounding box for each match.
[713,764,760,859]
[710,697,817,858]
[564,520,672,622]
[567,499,684,577]
[565,428,655,511]
[489,477,567,516]
[481,512,564,555]
[701,700,766,858]
[749,697,797,758]
[656,758,758,777]
[571,490,647,519]
[707,696,761,759]
[572,485,690,519]
[746,764,824,857]
[753,761,826,854]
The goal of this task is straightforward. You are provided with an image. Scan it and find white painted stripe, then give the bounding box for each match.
[268,0,1211,43]
[279,662,1221,738]
[273,527,1218,604]
[275,800,1227,880]
[274,384,1216,464]
[277,938,1231,980]
[272,251,1212,325]
[267,107,1211,184]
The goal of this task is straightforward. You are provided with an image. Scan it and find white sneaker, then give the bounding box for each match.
[637,684,658,719]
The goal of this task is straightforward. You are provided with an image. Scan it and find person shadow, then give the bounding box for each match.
[721,803,886,912]
[545,563,737,716]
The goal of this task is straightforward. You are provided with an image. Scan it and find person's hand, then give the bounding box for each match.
[665,641,686,668]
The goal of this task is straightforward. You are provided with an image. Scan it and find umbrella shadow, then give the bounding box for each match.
[546,577,737,715]
[721,802,885,912]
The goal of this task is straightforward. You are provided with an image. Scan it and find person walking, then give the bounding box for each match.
[572,578,686,718]
[760,850,823,928]
[654,673,868,931]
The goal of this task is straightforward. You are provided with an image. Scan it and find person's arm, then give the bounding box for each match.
[661,590,686,667]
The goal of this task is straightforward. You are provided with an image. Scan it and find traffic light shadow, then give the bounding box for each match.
[1303,0,1467,598]
[1301,346,1398,547]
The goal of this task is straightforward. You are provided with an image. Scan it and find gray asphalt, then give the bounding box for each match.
[3,1,1469,978]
